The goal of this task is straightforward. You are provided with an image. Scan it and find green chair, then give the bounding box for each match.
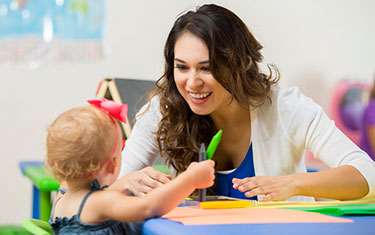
[0,224,29,235]
[19,161,60,221]
[21,218,52,235]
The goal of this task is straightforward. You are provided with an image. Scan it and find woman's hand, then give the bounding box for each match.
[115,167,172,196]
[232,175,298,202]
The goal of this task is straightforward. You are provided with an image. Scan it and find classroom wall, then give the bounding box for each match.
[0,0,374,225]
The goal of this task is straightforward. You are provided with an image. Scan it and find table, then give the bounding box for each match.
[143,214,375,235]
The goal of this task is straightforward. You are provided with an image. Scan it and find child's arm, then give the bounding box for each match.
[91,160,215,222]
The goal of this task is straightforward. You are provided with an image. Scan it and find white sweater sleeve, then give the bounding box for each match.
[119,96,162,176]
[280,87,375,199]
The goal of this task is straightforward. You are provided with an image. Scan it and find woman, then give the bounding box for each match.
[120,4,374,202]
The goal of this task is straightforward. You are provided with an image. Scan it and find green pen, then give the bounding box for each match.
[206,129,222,160]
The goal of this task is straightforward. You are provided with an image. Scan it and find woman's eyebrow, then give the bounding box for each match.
[174,58,209,64]
[198,60,209,64]
[174,58,185,63]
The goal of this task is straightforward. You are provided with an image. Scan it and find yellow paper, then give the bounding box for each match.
[256,198,375,208]
[200,200,255,209]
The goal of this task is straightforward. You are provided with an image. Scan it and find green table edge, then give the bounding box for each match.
[24,166,60,191]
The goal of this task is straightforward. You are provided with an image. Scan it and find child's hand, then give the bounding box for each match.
[186,160,215,189]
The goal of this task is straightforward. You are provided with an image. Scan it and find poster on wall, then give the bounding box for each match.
[0,0,105,67]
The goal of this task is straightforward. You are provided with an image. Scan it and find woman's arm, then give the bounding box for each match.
[118,97,171,196]
[233,87,374,202]
[293,165,369,199]
[233,165,369,202]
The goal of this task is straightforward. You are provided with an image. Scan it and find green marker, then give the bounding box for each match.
[206,129,222,160]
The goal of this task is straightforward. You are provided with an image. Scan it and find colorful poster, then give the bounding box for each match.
[0,0,105,66]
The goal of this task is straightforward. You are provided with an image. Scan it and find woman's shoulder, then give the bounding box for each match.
[258,84,324,131]
[135,95,162,122]
[269,84,321,111]
[270,84,304,101]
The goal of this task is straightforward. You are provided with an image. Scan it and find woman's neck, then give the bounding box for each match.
[210,100,250,130]
[209,101,251,170]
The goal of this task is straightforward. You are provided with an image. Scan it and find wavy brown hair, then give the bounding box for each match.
[154,4,279,174]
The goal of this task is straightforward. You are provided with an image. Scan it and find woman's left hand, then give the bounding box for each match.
[232,175,298,202]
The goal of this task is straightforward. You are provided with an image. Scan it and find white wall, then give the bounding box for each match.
[0,0,374,225]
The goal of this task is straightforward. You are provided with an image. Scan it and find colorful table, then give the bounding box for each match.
[143,214,374,235]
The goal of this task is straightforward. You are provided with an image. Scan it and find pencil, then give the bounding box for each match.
[198,143,207,202]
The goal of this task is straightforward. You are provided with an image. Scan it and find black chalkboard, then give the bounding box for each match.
[96,78,156,138]
[114,78,156,126]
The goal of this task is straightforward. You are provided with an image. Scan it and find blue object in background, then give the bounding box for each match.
[0,0,104,40]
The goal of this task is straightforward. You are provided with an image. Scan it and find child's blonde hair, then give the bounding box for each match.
[46,106,117,182]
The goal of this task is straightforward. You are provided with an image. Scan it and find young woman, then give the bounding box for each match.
[120,4,374,202]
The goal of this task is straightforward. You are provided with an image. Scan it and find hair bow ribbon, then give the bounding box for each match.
[87,98,128,123]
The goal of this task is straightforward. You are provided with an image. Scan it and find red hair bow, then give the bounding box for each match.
[87,98,128,123]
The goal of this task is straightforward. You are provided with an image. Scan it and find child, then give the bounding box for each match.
[46,98,215,234]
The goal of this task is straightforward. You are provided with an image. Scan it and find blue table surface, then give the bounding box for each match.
[142,215,375,235]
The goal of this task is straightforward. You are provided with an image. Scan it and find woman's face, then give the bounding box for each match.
[173,32,232,116]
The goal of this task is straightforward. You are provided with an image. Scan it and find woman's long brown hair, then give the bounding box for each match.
[153,4,279,175]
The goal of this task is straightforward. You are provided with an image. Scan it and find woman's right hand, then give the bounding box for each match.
[119,167,172,196]
[186,160,215,189]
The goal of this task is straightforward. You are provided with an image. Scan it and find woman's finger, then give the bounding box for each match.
[235,179,259,192]
[143,166,171,184]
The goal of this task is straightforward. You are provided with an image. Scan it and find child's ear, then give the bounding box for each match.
[106,158,116,174]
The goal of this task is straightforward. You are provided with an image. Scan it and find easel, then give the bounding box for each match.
[95,78,156,139]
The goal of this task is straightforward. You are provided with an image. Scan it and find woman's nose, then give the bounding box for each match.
[187,70,203,89]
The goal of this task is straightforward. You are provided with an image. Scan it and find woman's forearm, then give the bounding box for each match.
[293,165,369,200]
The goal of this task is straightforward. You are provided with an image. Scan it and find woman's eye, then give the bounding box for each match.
[175,64,188,70]
[201,66,210,72]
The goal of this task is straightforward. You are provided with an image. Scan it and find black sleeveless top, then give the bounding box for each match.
[49,179,141,234]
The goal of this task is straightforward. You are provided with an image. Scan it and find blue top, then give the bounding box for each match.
[216,143,257,200]
[49,180,141,235]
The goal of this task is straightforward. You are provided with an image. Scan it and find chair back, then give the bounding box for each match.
[22,218,53,235]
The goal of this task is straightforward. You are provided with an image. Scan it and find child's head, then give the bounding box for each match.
[46,105,121,183]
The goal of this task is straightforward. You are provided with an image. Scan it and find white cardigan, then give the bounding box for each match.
[120,85,375,200]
